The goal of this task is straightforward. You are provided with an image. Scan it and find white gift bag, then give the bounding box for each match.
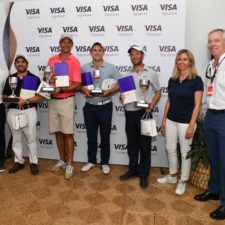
[140,111,157,137]
[12,113,29,130]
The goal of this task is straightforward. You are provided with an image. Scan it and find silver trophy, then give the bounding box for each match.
[3,77,19,102]
[136,79,150,108]
[41,66,55,92]
[90,70,103,96]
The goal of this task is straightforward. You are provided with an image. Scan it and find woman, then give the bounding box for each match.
[157,49,203,195]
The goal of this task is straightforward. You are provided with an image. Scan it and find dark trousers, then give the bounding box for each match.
[0,103,6,165]
[204,110,225,207]
[83,102,112,165]
[125,110,152,178]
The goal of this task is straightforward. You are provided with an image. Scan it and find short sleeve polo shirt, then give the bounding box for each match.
[167,75,203,123]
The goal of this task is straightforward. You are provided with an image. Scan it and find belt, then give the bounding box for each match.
[208,109,225,114]
[87,99,112,106]
[51,95,74,100]
[16,105,34,110]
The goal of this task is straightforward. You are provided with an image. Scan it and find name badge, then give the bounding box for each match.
[207,85,213,96]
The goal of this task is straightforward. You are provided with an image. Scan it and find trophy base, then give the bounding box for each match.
[136,102,149,108]
[41,86,55,92]
[90,89,103,96]
[3,97,19,103]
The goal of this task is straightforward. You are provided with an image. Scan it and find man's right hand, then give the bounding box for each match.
[81,87,93,97]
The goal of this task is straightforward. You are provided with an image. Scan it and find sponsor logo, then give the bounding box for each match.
[116,25,133,36]
[25,46,40,57]
[37,102,48,112]
[114,105,124,112]
[159,45,176,56]
[151,145,157,152]
[145,25,162,36]
[75,45,91,56]
[161,86,168,95]
[37,65,45,72]
[147,65,161,73]
[116,65,133,73]
[36,120,41,127]
[159,4,177,15]
[131,4,148,16]
[50,46,60,53]
[152,106,160,118]
[25,8,40,18]
[114,144,127,150]
[38,138,53,145]
[37,27,52,38]
[50,7,65,18]
[75,123,86,133]
[88,26,105,36]
[75,6,92,17]
[103,5,119,16]
[62,26,78,33]
[104,45,119,56]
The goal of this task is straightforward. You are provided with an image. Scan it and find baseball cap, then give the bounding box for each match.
[14,54,28,64]
[60,33,73,42]
[128,44,144,53]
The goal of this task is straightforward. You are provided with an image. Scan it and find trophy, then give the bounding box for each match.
[41,66,55,92]
[3,77,19,102]
[90,70,103,96]
[136,79,150,108]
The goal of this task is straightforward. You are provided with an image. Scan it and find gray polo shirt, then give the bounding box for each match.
[124,66,161,111]
[82,61,121,104]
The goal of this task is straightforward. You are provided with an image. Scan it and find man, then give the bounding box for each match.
[3,55,40,175]
[0,68,8,172]
[48,33,81,180]
[119,45,161,188]
[80,42,121,174]
[194,29,225,220]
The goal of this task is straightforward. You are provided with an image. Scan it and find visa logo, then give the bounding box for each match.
[131,5,148,11]
[159,45,176,52]
[37,27,52,34]
[103,5,119,12]
[160,4,177,11]
[25,46,40,53]
[50,46,60,53]
[116,25,133,32]
[50,7,65,14]
[62,26,78,33]
[76,6,92,13]
[25,8,40,15]
[145,25,162,32]
[88,26,105,32]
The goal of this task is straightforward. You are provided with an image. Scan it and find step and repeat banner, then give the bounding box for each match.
[2,0,186,167]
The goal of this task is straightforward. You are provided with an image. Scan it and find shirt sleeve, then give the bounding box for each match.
[194,75,204,91]
[70,58,81,83]
[150,72,161,91]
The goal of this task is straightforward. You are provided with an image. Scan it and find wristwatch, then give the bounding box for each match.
[25,99,30,104]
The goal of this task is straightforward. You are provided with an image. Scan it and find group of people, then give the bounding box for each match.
[0,28,225,220]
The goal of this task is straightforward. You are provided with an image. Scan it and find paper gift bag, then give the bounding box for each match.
[140,112,157,137]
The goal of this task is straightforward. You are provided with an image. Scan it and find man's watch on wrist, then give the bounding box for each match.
[25,99,30,104]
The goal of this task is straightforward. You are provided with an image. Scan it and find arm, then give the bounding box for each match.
[185,91,203,139]
[17,94,45,107]
[160,97,170,133]
[148,89,161,110]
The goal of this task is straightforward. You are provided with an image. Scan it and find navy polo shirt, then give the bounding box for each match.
[167,75,203,123]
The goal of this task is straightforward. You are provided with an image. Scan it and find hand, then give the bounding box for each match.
[185,125,194,139]
[83,88,93,97]
[17,98,27,107]
[160,120,166,133]
[49,74,57,84]
[147,102,154,111]
[119,93,125,104]
[101,89,111,97]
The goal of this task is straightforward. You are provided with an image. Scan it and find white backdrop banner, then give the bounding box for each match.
[6,0,186,167]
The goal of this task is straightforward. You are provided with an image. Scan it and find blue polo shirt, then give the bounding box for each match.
[167,75,203,123]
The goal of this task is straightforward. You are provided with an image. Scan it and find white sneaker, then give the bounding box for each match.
[175,180,186,195]
[51,160,66,172]
[157,175,177,184]
[102,165,110,174]
[65,165,74,180]
[80,163,95,172]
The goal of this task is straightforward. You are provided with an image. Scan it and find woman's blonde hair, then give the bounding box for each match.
[172,49,197,80]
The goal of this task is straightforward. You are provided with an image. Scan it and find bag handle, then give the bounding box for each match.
[141,111,153,120]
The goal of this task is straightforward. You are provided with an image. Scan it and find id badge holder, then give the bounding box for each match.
[207,85,213,96]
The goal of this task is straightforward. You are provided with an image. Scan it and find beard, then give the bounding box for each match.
[16,66,27,73]
[131,58,143,66]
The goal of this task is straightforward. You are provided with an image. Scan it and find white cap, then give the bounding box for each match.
[128,44,144,53]
[60,33,73,42]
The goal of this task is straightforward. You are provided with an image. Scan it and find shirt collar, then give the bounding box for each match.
[90,60,106,69]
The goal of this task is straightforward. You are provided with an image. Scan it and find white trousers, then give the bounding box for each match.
[165,119,196,181]
[7,107,38,164]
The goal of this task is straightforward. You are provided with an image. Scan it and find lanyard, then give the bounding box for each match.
[205,56,225,84]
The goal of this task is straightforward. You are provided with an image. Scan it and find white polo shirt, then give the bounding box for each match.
[0,69,8,104]
[205,53,225,110]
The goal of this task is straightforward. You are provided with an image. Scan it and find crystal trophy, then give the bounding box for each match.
[90,70,103,96]
[136,79,150,108]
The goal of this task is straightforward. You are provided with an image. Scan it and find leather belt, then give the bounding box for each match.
[87,99,112,106]
[208,109,225,114]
